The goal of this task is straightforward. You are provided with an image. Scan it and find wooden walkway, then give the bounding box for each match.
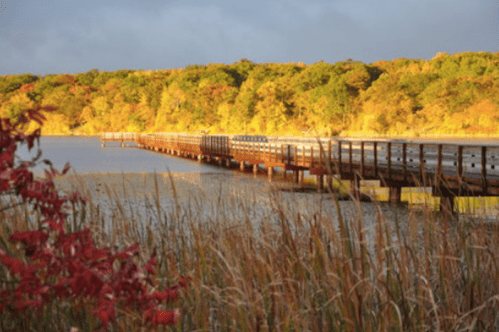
[101,133,499,214]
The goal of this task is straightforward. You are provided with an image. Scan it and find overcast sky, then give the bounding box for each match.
[0,0,497,75]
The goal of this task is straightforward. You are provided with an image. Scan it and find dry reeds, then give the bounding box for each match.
[3,172,499,331]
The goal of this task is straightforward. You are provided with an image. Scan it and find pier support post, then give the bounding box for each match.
[326,175,333,192]
[298,170,304,186]
[389,186,402,205]
[198,155,202,162]
[350,176,361,200]
[317,175,324,193]
[121,141,125,148]
[435,187,456,219]
[268,167,274,182]
[253,164,258,176]
[293,170,299,183]
[240,162,245,172]
[440,195,455,217]
[226,159,231,168]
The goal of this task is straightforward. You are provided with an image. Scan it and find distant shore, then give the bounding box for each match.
[41,132,499,140]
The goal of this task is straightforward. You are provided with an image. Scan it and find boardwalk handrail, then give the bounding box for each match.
[101,132,136,140]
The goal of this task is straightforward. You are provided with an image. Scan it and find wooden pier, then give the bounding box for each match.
[101,132,136,148]
[101,133,499,215]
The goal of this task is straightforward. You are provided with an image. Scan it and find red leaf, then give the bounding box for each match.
[149,289,178,303]
[39,106,55,112]
[145,309,179,326]
[10,230,49,246]
[62,162,71,175]
[0,254,26,275]
[27,109,47,125]
[14,299,43,312]
[92,301,116,330]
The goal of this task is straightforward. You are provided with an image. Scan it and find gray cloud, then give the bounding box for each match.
[0,0,497,75]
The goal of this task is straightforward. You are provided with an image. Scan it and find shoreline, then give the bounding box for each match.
[41,133,499,141]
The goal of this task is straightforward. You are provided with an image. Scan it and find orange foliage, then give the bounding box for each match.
[19,84,35,92]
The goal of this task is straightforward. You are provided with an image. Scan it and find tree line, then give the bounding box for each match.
[1,52,498,136]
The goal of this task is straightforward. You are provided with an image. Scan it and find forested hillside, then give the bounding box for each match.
[1,52,498,136]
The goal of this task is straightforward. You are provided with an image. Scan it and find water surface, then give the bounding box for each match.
[18,137,223,175]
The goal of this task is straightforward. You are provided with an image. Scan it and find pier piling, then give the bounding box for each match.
[351,176,361,200]
[317,175,324,193]
[268,167,274,182]
[389,186,402,205]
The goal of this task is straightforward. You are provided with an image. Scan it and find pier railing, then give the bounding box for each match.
[101,132,136,141]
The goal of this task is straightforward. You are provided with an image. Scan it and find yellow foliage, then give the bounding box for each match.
[25,112,70,134]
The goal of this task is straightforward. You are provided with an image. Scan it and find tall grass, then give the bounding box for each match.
[3,172,499,331]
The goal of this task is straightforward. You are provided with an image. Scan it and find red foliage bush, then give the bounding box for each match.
[0,107,188,331]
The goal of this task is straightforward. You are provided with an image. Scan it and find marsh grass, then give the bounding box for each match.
[2,172,499,331]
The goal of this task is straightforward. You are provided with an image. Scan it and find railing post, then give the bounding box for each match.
[387,142,392,182]
[310,146,314,168]
[373,142,378,177]
[419,144,425,184]
[319,143,323,168]
[436,145,443,188]
[482,146,487,194]
[328,140,332,170]
[338,141,342,176]
[294,145,298,166]
[302,145,305,166]
[457,145,463,186]
[349,141,353,177]
[402,143,407,182]
[360,142,365,177]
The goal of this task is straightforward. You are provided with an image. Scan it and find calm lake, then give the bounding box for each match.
[19,136,223,175]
